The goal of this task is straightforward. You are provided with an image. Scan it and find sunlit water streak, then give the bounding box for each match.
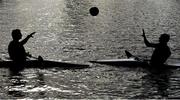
[0,0,180,99]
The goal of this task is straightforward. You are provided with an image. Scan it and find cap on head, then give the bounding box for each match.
[159,33,170,43]
[11,29,22,40]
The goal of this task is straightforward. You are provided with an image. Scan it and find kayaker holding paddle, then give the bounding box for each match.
[142,29,171,66]
[8,29,36,63]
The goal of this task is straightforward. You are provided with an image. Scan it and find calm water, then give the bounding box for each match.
[1,0,180,99]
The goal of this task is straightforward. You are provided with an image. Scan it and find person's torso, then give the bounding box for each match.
[151,44,171,65]
[8,41,26,61]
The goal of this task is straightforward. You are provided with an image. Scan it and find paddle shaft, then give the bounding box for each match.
[27,54,43,61]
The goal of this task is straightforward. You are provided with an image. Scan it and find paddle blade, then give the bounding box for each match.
[38,56,43,61]
[125,50,133,58]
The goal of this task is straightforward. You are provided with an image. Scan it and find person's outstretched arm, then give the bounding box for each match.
[20,32,36,45]
[142,29,156,47]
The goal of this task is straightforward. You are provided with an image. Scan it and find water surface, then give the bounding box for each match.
[1,0,180,99]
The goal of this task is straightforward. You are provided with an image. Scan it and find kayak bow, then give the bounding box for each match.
[0,60,89,69]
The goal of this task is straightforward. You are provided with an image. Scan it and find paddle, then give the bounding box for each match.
[26,52,43,61]
[125,50,141,61]
[125,50,150,62]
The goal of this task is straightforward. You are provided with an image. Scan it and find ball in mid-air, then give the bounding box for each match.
[89,7,99,16]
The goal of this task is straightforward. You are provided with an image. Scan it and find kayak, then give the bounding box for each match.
[90,51,180,69]
[0,60,89,69]
[90,58,180,68]
[90,58,147,67]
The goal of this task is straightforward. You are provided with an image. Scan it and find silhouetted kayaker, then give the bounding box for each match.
[8,29,36,62]
[142,29,171,66]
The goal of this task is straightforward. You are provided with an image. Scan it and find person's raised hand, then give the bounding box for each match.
[28,32,36,38]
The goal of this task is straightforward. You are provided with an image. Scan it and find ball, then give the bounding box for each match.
[89,7,99,16]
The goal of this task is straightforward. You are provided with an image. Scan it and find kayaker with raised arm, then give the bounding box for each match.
[8,29,36,63]
[142,29,171,66]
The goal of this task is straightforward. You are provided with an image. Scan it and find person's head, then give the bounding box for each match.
[159,33,170,44]
[11,29,22,41]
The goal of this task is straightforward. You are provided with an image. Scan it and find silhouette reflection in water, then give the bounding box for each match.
[35,72,46,98]
[7,69,46,98]
[8,72,26,98]
[142,68,171,98]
